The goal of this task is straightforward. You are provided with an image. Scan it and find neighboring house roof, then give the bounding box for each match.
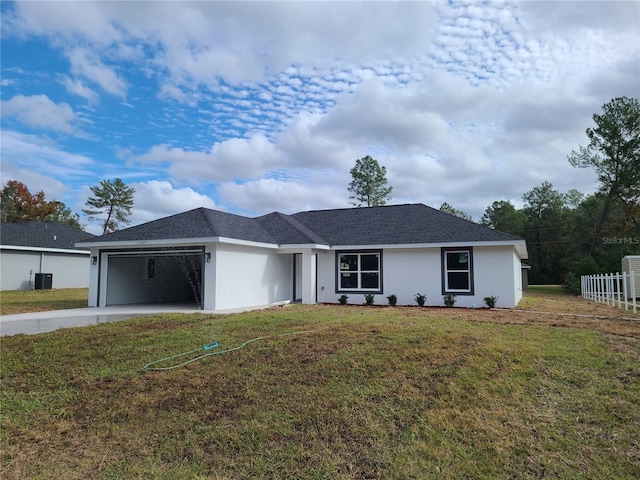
[0,221,95,251]
[78,204,526,256]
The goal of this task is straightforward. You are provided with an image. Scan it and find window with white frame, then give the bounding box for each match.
[442,248,474,294]
[337,251,382,292]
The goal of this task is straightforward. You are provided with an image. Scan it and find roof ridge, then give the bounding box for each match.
[272,212,329,244]
[297,202,421,214]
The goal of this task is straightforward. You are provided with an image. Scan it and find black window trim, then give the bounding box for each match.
[441,247,474,295]
[335,249,383,294]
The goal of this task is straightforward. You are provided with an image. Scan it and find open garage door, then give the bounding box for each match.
[103,247,204,308]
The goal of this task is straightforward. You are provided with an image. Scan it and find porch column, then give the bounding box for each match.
[202,246,216,311]
[301,250,317,304]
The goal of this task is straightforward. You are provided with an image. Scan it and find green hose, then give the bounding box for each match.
[144,329,319,371]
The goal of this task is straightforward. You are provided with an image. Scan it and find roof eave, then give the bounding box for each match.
[76,236,279,250]
[277,244,331,253]
[1,245,91,255]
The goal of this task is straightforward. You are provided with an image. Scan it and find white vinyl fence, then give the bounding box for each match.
[581,271,638,314]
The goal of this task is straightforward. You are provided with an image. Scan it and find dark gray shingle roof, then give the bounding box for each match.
[0,221,94,250]
[83,208,277,244]
[291,203,521,245]
[256,212,328,245]
[80,203,522,247]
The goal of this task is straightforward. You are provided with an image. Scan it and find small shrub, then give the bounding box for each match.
[443,294,456,307]
[364,293,375,306]
[564,255,600,295]
[415,293,426,307]
[387,294,397,306]
[338,294,348,305]
[483,295,498,308]
[564,272,581,296]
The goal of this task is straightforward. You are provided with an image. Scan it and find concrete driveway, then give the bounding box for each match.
[0,305,211,336]
[0,303,277,336]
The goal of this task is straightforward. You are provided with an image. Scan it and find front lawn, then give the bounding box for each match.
[0,288,89,315]
[2,300,639,479]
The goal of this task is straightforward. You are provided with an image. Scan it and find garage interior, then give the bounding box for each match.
[103,248,204,308]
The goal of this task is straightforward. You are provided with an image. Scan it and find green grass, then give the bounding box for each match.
[0,288,89,315]
[526,285,569,295]
[2,304,639,479]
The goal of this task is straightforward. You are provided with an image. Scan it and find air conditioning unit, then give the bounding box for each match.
[34,273,53,290]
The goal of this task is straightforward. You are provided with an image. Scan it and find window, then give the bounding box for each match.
[442,248,473,294]
[336,251,382,292]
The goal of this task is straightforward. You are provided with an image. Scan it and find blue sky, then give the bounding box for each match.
[1,1,638,234]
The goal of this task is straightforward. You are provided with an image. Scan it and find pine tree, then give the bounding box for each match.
[348,156,393,207]
[82,178,135,234]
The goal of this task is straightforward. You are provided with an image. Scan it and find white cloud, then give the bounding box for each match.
[0,130,94,176]
[1,94,79,133]
[313,79,453,152]
[11,1,439,88]
[66,48,128,98]
[130,180,220,224]
[218,177,347,215]
[520,1,639,33]
[132,134,283,182]
[158,84,202,106]
[6,1,122,44]
[61,76,99,104]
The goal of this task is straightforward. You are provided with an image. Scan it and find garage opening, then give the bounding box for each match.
[103,248,204,308]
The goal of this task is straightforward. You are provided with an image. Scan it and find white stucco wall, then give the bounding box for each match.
[472,246,521,308]
[316,245,522,308]
[0,249,90,290]
[213,243,293,310]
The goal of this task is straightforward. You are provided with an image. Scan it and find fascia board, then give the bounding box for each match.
[75,238,216,248]
[76,236,279,250]
[1,245,90,255]
[216,237,279,249]
[277,244,331,254]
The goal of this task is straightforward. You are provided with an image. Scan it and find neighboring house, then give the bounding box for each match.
[77,204,528,310]
[1,221,95,290]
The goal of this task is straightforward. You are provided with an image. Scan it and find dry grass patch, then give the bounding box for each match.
[2,296,639,479]
[400,288,639,338]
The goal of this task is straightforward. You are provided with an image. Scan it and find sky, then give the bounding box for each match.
[1,1,639,235]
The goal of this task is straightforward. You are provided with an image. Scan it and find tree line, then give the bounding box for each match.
[479,181,639,289]
[0,178,134,235]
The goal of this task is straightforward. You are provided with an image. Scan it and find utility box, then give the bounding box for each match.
[34,273,53,290]
[622,256,640,299]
